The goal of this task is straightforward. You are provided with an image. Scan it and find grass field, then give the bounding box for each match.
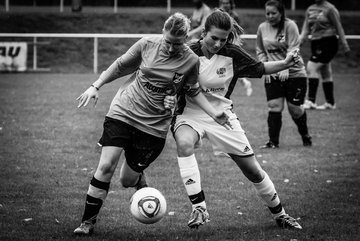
[0,72,359,240]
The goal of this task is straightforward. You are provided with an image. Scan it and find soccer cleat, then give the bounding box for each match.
[187,206,210,229]
[73,221,94,236]
[275,214,302,230]
[302,134,312,147]
[136,172,148,190]
[302,100,317,109]
[260,141,279,149]
[316,102,336,110]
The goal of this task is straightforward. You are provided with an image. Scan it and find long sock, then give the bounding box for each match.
[177,154,206,209]
[292,111,309,136]
[82,176,110,224]
[253,171,286,218]
[268,112,282,145]
[308,78,319,103]
[322,81,335,105]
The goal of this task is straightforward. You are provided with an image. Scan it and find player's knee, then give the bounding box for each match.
[267,101,283,112]
[119,176,137,188]
[288,104,304,119]
[98,163,116,177]
[176,138,195,157]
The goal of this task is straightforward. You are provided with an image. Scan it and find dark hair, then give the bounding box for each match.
[265,0,286,37]
[204,9,233,33]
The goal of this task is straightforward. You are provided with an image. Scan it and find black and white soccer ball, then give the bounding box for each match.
[130,187,167,224]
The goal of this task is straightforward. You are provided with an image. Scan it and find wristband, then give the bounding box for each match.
[91,84,99,91]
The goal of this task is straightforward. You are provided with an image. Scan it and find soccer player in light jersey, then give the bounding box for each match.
[300,0,350,110]
[256,0,312,148]
[171,10,302,230]
[73,12,230,236]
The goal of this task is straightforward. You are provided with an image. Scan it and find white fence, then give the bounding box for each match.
[1,33,359,74]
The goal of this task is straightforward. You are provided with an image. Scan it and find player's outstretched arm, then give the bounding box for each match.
[263,48,299,75]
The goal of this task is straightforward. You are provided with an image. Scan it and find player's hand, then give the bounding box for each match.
[164,95,176,110]
[278,69,289,82]
[284,48,300,67]
[264,75,271,84]
[213,111,232,130]
[76,86,99,108]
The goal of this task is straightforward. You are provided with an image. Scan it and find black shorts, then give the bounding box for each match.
[264,76,307,106]
[98,117,166,172]
[310,36,338,64]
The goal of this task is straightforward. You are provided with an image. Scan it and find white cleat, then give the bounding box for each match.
[302,100,317,109]
[316,102,336,110]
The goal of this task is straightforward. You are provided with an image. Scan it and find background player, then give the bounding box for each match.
[219,0,253,96]
[188,0,212,40]
[300,0,350,110]
[256,0,312,148]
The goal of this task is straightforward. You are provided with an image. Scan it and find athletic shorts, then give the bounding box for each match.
[98,117,166,172]
[171,110,254,157]
[310,36,338,63]
[264,76,307,106]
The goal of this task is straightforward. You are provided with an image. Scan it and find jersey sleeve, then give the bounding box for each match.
[98,38,143,82]
[183,59,201,97]
[231,45,265,78]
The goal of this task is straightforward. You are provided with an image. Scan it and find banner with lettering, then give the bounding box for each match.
[0,42,28,72]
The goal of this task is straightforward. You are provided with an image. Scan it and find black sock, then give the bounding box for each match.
[81,177,110,224]
[308,78,319,103]
[292,111,309,137]
[189,190,205,205]
[268,112,282,145]
[322,82,335,105]
[268,203,283,214]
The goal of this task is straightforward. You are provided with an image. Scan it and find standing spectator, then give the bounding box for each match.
[300,0,350,110]
[188,0,212,40]
[219,0,253,96]
[256,0,312,148]
[73,12,229,236]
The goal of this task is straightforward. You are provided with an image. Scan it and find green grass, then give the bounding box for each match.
[0,73,359,240]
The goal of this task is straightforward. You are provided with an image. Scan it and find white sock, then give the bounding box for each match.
[177,154,206,209]
[253,171,281,208]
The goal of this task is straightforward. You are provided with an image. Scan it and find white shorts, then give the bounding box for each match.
[173,110,254,157]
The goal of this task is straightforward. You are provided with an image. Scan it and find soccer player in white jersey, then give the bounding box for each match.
[300,0,350,110]
[170,10,302,230]
[256,0,312,148]
[73,12,230,236]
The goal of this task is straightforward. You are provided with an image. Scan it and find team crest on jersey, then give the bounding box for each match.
[173,72,184,84]
[165,72,184,95]
[216,67,226,78]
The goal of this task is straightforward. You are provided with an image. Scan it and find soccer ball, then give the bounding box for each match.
[130,187,167,224]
